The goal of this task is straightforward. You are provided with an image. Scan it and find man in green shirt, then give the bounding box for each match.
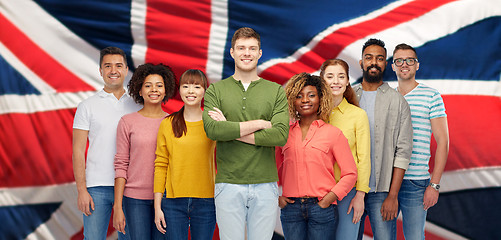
[203,27,289,240]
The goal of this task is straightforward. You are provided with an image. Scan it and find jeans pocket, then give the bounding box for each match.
[409,179,430,189]
[214,183,225,198]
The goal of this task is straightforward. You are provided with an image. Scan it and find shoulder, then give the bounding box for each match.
[417,83,442,97]
[209,77,233,88]
[121,112,139,121]
[319,120,342,134]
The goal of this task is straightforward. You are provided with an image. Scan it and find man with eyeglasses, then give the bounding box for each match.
[353,38,413,240]
[393,43,449,240]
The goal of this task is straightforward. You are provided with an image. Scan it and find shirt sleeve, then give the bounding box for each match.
[254,86,290,147]
[202,83,242,141]
[355,109,371,193]
[394,96,413,170]
[154,119,170,193]
[73,101,90,130]
[430,91,447,119]
[275,146,285,186]
[330,131,358,201]
[114,117,130,180]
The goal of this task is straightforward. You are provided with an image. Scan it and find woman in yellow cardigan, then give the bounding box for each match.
[320,59,371,239]
[153,69,216,239]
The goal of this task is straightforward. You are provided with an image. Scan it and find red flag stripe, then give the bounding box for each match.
[145,0,212,78]
[0,13,95,93]
[259,0,457,84]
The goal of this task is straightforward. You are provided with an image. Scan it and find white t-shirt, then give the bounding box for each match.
[73,89,140,187]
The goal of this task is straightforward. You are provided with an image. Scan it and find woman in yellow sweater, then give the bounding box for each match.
[320,59,371,239]
[153,69,216,239]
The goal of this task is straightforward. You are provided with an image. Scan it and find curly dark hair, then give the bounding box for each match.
[127,63,177,104]
[284,72,333,123]
[362,38,386,56]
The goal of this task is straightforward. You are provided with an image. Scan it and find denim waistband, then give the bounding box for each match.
[288,197,319,203]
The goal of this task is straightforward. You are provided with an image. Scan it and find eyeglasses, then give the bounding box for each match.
[393,58,418,66]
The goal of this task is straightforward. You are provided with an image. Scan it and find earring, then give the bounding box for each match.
[295,111,300,118]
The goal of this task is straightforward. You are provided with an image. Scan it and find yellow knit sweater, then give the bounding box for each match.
[154,118,216,198]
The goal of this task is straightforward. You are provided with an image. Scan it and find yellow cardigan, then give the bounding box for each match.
[154,118,216,198]
[329,98,371,193]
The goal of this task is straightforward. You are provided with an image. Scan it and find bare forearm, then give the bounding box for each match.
[154,192,163,210]
[431,143,448,183]
[73,155,87,192]
[388,167,406,197]
[237,133,255,144]
[72,129,89,193]
[114,178,126,209]
[239,120,271,137]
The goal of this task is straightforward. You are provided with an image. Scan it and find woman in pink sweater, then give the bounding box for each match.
[113,63,176,239]
[277,73,357,240]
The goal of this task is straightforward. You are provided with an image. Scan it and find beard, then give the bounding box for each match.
[362,64,384,83]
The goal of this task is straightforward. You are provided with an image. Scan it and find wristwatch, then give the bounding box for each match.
[429,182,440,191]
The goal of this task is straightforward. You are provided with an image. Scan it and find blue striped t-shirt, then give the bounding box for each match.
[400,84,447,180]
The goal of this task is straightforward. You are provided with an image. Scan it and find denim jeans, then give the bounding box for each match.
[398,179,429,240]
[161,197,216,240]
[214,182,278,240]
[123,196,163,240]
[83,186,128,240]
[336,188,360,240]
[358,192,396,240]
[280,197,338,240]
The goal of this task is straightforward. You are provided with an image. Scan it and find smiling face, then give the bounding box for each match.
[179,83,205,107]
[294,85,320,118]
[359,44,387,83]
[322,64,349,97]
[100,54,128,91]
[392,49,419,81]
[230,37,262,73]
[139,74,165,105]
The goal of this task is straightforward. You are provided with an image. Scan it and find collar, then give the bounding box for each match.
[334,98,350,114]
[291,119,326,128]
[98,89,126,99]
[354,82,390,93]
[231,75,263,86]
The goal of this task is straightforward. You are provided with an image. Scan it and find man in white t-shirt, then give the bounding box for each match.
[72,46,139,239]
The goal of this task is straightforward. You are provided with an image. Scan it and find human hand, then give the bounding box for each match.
[154,208,167,234]
[208,107,226,121]
[423,186,439,210]
[279,196,295,209]
[318,192,337,209]
[113,208,126,234]
[348,191,365,223]
[381,194,398,221]
[77,190,94,216]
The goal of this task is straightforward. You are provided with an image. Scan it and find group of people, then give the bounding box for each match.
[73,26,449,240]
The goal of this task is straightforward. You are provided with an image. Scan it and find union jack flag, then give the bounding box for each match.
[0,0,500,239]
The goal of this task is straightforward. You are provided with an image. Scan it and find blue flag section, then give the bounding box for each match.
[1,0,500,239]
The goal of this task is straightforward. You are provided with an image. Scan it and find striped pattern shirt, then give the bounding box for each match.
[401,84,447,179]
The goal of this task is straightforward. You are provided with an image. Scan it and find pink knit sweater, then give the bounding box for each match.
[114,111,166,200]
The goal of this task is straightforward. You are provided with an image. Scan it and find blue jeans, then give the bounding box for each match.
[215,182,278,240]
[123,196,163,240]
[83,186,128,240]
[358,192,396,240]
[161,197,216,240]
[280,197,338,240]
[398,179,429,240]
[336,188,360,240]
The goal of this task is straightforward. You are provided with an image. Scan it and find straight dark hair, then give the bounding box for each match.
[169,69,208,138]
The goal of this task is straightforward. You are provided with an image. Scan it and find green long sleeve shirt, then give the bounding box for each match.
[203,76,289,184]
